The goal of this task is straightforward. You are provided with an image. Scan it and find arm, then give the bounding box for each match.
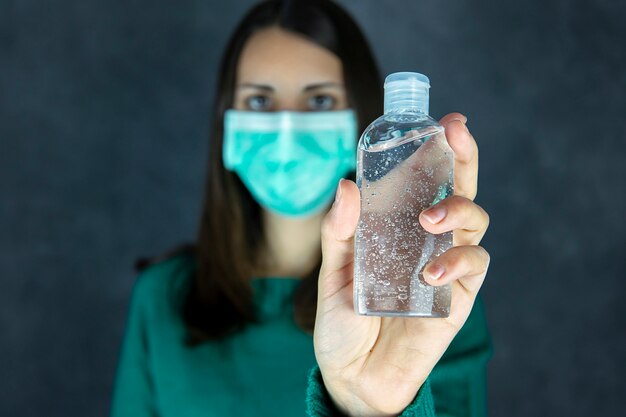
[110,277,157,417]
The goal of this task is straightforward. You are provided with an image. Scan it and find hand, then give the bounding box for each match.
[313,113,491,416]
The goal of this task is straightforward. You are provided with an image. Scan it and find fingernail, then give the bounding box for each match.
[334,179,343,204]
[444,115,467,127]
[454,115,468,124]
[424,263,445,281]
[421,205,447,224]
[445,119,470,136]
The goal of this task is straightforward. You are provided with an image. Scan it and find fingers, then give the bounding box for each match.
[422,245,490,294]
[438,113,479,201]
[319,179,360,298]
[418,195,489,246]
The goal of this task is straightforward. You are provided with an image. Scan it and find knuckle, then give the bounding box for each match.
[462,200,489,232]
[477,246,491,271]
[483,209,490,228]
[447,196,474,222]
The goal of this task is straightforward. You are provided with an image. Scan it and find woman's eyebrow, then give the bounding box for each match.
[237,83,274,91]
[303,82,344,91]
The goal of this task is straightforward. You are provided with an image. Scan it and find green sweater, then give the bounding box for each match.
[110,254,492,417]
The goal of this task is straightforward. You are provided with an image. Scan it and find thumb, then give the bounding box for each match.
[319,179,360,299]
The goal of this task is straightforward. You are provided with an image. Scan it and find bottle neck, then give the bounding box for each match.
[383,90,429,114]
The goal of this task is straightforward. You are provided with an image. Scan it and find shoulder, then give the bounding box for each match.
[129,251,196,316]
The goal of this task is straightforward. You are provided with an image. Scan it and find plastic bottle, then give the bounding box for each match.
[354,72,454,317]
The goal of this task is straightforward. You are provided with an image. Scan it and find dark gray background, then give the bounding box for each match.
[1,0,625,416]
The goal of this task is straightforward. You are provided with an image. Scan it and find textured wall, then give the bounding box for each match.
[1,0,625,416]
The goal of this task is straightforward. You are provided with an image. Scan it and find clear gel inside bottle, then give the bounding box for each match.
[354,72,454,317]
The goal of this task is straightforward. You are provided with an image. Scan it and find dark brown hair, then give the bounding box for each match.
[137,0,383,344]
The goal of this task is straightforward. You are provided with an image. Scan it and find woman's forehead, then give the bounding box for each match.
[236,26,344,91]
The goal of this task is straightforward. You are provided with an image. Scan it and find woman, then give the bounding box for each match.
[111,1,493,416]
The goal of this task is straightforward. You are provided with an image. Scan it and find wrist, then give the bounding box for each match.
[321,372,401,417]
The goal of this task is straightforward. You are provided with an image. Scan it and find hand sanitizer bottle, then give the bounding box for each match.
[354,72,454,317]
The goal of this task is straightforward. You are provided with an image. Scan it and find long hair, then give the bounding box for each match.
[137,0,383,344]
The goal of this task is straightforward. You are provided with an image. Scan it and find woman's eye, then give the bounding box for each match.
[246,95,272,111]
[308,94,336,111]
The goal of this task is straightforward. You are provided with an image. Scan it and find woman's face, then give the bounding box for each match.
[234,26,348,112]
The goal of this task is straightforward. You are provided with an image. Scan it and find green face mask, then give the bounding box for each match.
[223,109,357,217]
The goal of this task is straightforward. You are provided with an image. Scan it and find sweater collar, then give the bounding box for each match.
[250,277,302,321]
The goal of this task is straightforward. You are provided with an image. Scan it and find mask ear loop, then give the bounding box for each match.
[222,110,239,170]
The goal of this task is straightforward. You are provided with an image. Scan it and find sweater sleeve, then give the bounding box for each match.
[305,364,436,417]
[109,276,158,417]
